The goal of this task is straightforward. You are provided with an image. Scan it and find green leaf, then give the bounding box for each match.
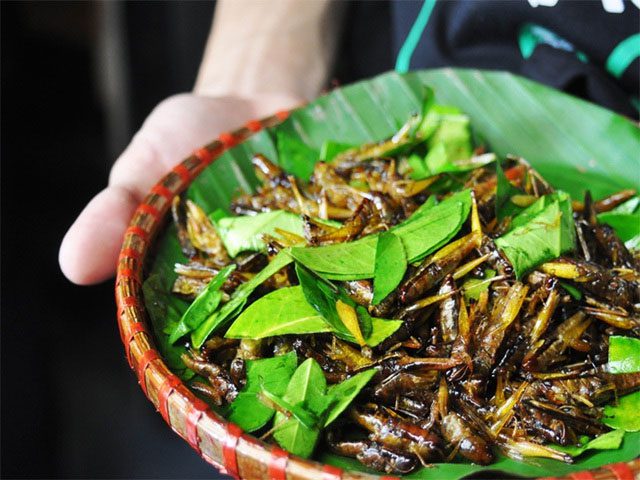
[215,210,304,257]
[422,112,484,175]
[405,194,437,221]
[416,105,496,179]
[289,189,471,278]
[408,153,430,179]
[551,430,625,457]
[508,192,575,252]
[227,351,298,432]
[295,264,355,342]
[413,70,638,200]
[366,318,403,347]
[226,286,331,339]
[559,281,583,300]
[417,103,461,141]
[225,285,400,346]
[305,393,336,418]
[495,192,575,278]
[423,143,448,174]
[394,189,471,262]
[462,269,496,301]
[372,231,407,305]
[273,358,326,458]
[209,208,228,223]
[355,304,373,341]
[397,201,465,264]
[603,391,640,432]
[296,264,399,346]
[597,211,640,242]
[608,336,640,374]
[169,265,235,344]
[496,161,524,220]
[169,292,221,344]
[556,193,576,254]
[142,274,194,381]
[175,69,638,221]
[319,141,354,162]
[276,126,318,181]
[191,251,293,347]
[609,197,639,214]
[259,388,320,430]
[324,369,376,426]
[495,203,559,279]
[290,236,377,280]
[626,234,640,251]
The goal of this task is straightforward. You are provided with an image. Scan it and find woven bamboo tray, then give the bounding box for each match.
[115,110,640,480]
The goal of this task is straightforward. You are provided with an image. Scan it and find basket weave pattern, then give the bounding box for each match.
[115,111,639,480]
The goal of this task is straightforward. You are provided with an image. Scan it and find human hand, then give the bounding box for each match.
[59,93,301,285]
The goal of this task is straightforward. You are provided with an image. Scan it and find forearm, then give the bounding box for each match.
[194,0,345,100]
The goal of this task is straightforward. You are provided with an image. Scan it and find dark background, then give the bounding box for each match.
[0,2,391,477]
[1,2,220,478]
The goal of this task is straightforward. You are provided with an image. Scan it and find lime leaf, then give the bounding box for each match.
[226,286,331,339]
[289,189,471,279]
[324,369,376,426]
[551,430,625,457]
[215,210,304,257]
[608,336,640,374]
[169,265,235,344]
[462,269,496,301]
[191,251,293,347]
[259,388,320,430]
[227,351,297,432]
[408,153,430,179]
[395,189,471,262]
[226,284,399,346]
[276,126,317,181]
[603,391,640,431]
[295,264,355,342]
[142,274,194,381]
[366,318,403,347]
[496,161,523,220]
[273,358,326,458]
[495,192,575,278]
[319,141,354,162]
[626,234,640,251]
[597,211,640,242]
[372,231,407,305]
[405,195,437,222]
[596,196,639,243]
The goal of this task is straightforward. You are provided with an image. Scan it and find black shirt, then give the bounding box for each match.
[340,0,640,118]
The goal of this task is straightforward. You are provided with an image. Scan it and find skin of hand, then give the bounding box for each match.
[59,93,301,285]
[59,0,344,285]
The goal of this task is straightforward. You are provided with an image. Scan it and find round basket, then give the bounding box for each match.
[116,112,639,480]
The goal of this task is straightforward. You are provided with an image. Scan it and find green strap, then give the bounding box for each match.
[606,34,640,79]
[395,0,436,73]
[518,23,588,63]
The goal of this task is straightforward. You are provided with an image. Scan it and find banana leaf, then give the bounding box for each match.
[143,68,640,478]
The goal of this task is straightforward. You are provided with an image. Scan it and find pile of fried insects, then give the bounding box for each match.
[161,110,640,475]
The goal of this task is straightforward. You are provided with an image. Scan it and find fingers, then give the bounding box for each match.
[108,94,224,199]
[60,93,303,285]
[59,186,139,285]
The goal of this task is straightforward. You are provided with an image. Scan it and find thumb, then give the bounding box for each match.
[59,186,138,285]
